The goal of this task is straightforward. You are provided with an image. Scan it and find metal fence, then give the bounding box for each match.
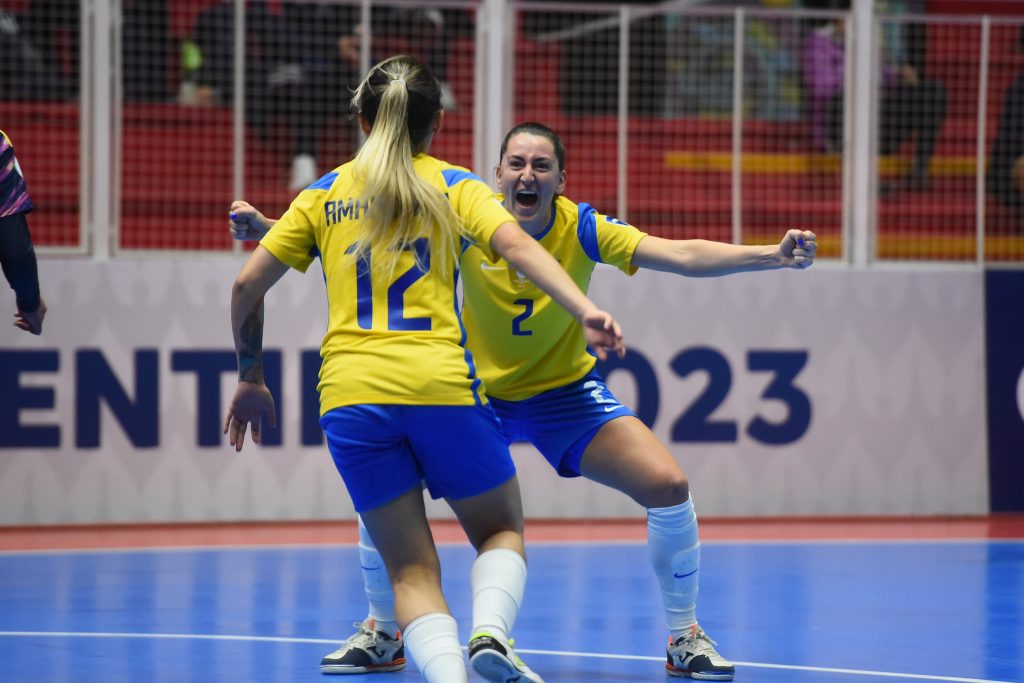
[0,0,1020,263]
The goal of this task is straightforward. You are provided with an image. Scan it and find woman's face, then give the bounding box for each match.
[495,133,566,234]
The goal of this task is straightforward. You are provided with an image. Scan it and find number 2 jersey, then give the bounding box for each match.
[460,195,647,401]
[260,154,515,414]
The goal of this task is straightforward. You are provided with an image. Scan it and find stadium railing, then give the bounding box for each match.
[1,0,1020,264]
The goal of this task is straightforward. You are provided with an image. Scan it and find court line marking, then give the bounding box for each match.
[0,631,1011,683]
[1,537,1022,556]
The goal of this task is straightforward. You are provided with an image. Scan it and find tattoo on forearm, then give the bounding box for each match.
[237,298,265,382]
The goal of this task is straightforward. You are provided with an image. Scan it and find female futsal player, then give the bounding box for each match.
[223,62,623,683]
[230,122,815,681]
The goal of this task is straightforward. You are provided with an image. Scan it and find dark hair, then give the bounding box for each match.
[499,122,566,172]
[349,55,460,276]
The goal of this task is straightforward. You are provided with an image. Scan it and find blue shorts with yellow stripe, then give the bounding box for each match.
[488,370,636,478]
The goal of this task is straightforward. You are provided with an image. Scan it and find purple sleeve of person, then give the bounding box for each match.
[0,133,34,218]
[801,31,845,153]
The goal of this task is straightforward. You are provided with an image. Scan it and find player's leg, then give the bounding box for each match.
[578,417,734,681]
[320,514,403,675]
[578,414,688,508]
[359,488,467,683]
[407,404,542,683]
[495,372,731,678]
[318,406,463,680]
[321,401,522,679]
[579,417,698,635]
[358,514,398,634]
[447,478,544,683]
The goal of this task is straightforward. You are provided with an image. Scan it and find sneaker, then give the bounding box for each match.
[320,619,406,675]
[468,632,544,683]
[289,153,318,191]
[666,625,735,680]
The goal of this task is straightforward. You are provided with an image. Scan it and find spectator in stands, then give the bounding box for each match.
[800,10,845,152]
[346,8,459,111]
[14,0,171,101]
[0,131,46,335]
[876,0,948,193]
[801,0,948,195]
[0,9,51,100]
[987,29,1024,217]
[182,0,360,190]
[16,0,79,100]
[122,0,172,102]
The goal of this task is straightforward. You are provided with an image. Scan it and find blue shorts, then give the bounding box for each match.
[320,404,516,513]
[489,370,636,478]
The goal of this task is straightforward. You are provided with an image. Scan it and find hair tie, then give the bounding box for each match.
[391,78,407,87]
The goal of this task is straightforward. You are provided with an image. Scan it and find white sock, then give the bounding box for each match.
[470,548,527,642]
[403,612,466,683]
[358,515,399,638]
[647,497,700,642]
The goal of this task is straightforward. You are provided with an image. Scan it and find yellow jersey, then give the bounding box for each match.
[261,154,515,413]
[460,195,646,401]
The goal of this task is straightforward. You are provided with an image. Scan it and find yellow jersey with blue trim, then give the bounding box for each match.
[460,195,646,401]
[260,154,515,414]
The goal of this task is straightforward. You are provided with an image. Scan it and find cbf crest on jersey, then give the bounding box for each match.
[509,267,531,291]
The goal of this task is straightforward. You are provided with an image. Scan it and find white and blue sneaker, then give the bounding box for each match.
[666,625,735,680]
[320,619,406,675]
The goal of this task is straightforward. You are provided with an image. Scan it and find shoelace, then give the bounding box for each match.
[676,626,718,652]
[340,622,379,650]
[686,629,729,664]
[695,628,718,648]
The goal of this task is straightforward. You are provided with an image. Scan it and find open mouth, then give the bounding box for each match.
[515,190,539,208]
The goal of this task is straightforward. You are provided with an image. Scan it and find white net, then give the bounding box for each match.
[873,15,1024,262]
[2,0,1021,260]
[0,0,82,250]
[513,5,846,257]
[115,0,477,252]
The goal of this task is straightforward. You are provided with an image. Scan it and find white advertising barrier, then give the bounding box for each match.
[0,259,987,524]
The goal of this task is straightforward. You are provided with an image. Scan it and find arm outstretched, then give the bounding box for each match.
[630,229,816,276]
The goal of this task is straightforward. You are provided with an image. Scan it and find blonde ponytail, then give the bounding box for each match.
[350,57,462,278]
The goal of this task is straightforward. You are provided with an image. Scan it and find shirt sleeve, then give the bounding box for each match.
[0,212,41,313]
[442,168,516,262]
[259,184,326,272]
[0,131,34,218]
[576,203,647,275]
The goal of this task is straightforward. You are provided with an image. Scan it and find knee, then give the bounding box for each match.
[639,470,690,509]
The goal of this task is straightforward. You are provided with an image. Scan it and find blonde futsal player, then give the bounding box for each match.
[223,59,624,683]
[230,122,814,680]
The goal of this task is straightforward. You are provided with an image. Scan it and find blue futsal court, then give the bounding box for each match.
[1,533,1022,682]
